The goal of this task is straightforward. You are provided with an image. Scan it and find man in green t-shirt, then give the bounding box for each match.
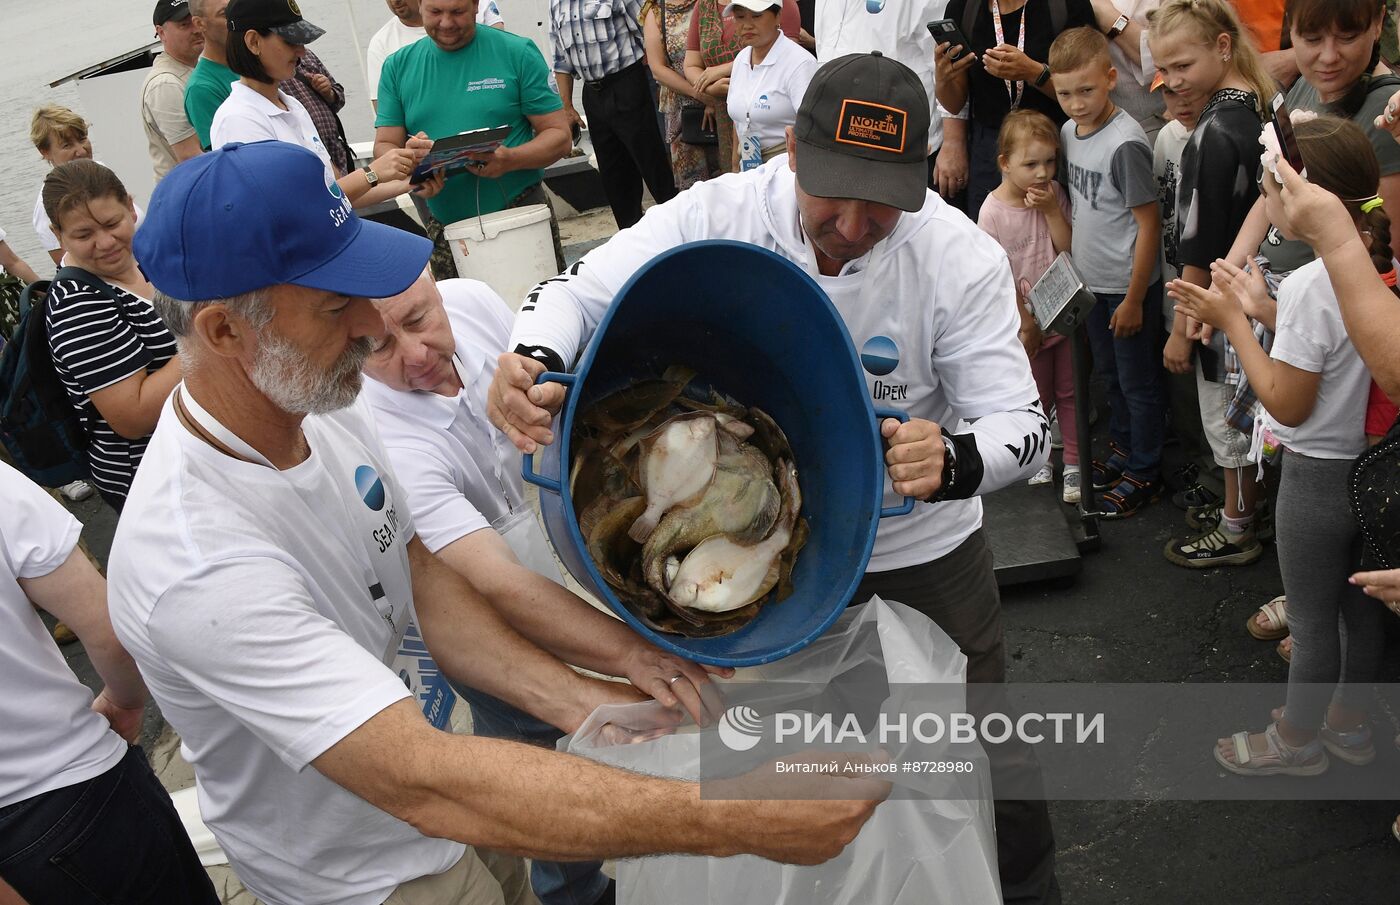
[374,0,572,279]
[185,0,238,150]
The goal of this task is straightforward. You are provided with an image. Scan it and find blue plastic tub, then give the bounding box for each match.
[523,240,910,666]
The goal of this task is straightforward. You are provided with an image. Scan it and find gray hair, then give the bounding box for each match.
[152,287,274,356]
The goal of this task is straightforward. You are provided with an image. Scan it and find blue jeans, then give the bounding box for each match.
[0,746,218,904]
[455,685,610,905]
[1086,283,1166,480]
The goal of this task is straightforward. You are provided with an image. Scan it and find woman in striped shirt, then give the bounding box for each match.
[42,161,181,511]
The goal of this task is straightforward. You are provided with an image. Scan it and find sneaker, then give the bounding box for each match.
[1062,468,1082,504]
[1164,526,1263,568]
[1097,474,1162,519]
[1172,482,1221,510]
[1028,464,1054,486]
[1186,501,1222,533]
[1188,500,1274,542]
[58,480,94,502]
[1050,415,1064,450]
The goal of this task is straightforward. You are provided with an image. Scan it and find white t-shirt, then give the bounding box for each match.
[363,280,527,553]
[512,159,1042,571]
[815,0,946,153]
[367,17,428,101]
[210,82,337,177]
[1153,118,1190,327]
[0,462,126,809]
[727,33,818,159]
[364,281,526,551]
[1267,258,1371,459]
[33,164,146,254]
[107,393,463,905]
[479,0,504,27]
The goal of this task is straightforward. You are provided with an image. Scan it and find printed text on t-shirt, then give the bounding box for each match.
[1066,162,1104,211]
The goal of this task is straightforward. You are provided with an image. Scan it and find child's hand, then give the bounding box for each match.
[1108,299,1142,338]
[1025,184,1057,213]
[1163,331,1194,374]
[1211,258,1274,324]
[1168,278,1245,333]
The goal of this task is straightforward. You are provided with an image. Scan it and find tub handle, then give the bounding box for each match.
[873,408,915,518]
[520,371,577,495]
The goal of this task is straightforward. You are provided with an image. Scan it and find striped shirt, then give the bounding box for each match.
[45,279,176,502]
[550,0,646,82]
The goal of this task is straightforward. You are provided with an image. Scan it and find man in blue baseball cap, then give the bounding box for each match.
[107,140,885,905]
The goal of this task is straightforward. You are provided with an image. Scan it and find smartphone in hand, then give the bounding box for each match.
[927,19,974,62]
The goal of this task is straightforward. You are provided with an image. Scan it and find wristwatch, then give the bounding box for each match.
[1105,12,1130,39]
[362,165,379,187]
[1035,64,1052,87]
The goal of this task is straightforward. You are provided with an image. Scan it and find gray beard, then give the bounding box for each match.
[248,330,372,416]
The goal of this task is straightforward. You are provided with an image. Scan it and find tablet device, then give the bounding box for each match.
[410,125,513,184]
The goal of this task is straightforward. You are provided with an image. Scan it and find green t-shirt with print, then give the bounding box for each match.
[376,27,563,223]
[184,57,238,150]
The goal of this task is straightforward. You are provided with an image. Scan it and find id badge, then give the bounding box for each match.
[740,132,763,171]
[494,507,565,586]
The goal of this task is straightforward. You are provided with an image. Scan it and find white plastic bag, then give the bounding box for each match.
[562,596,1002,905]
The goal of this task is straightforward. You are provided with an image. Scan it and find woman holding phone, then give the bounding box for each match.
[935,0,1097,217]
[210,0,436,207]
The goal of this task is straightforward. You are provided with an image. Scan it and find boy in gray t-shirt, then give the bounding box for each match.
[1049,27,1165,518]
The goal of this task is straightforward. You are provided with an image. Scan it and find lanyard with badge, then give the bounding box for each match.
[991,0,1026,110]
[740,57,766,172]
[448,356,566,584]
[173,387,410,662]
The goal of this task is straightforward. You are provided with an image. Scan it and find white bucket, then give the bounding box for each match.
[171,786,230,867]
[444,204,556,310]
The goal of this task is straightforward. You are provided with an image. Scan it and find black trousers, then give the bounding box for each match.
[853,530,1061,905]
[0,746,218,904]
[581,62,677,229]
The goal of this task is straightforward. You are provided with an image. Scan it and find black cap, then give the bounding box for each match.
[793,53,931,212]
[153,0,192,26]
[226,0,326,44]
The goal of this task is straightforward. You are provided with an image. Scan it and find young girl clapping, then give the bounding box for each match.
[1170,115,1385,777]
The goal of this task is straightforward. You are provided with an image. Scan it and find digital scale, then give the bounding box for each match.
[984,253,1101,586]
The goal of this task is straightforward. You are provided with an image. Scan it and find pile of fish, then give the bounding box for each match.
[571,366,808,638]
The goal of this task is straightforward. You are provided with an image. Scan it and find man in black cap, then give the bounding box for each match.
[143,0,205,181]
[491,51,1063,905]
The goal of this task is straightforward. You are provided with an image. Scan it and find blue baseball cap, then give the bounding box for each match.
[133,140,431,301]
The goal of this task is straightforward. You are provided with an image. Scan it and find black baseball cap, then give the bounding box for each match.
[153,0,192,26]
[226,0,326,44]
[793,52,931,212]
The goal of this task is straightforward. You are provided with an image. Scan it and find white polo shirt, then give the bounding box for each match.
[0,462,126,809]
[210,82,336,177]
[362,279,527,554]
[727,32,818,156]
[107,394,463,905]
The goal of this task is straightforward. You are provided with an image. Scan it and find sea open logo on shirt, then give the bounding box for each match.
[356,464,386,510]
[756,93,771,111]
[835,101,906,154]
[861,335,908,401]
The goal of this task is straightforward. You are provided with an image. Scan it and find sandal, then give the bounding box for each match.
[1214,722,1329,777]
[1277,635,1292,663]
[1247,596,1289,641]
[1097,474,1162,520]
[1090,442,1129,491]
[1320,720,1375,766]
